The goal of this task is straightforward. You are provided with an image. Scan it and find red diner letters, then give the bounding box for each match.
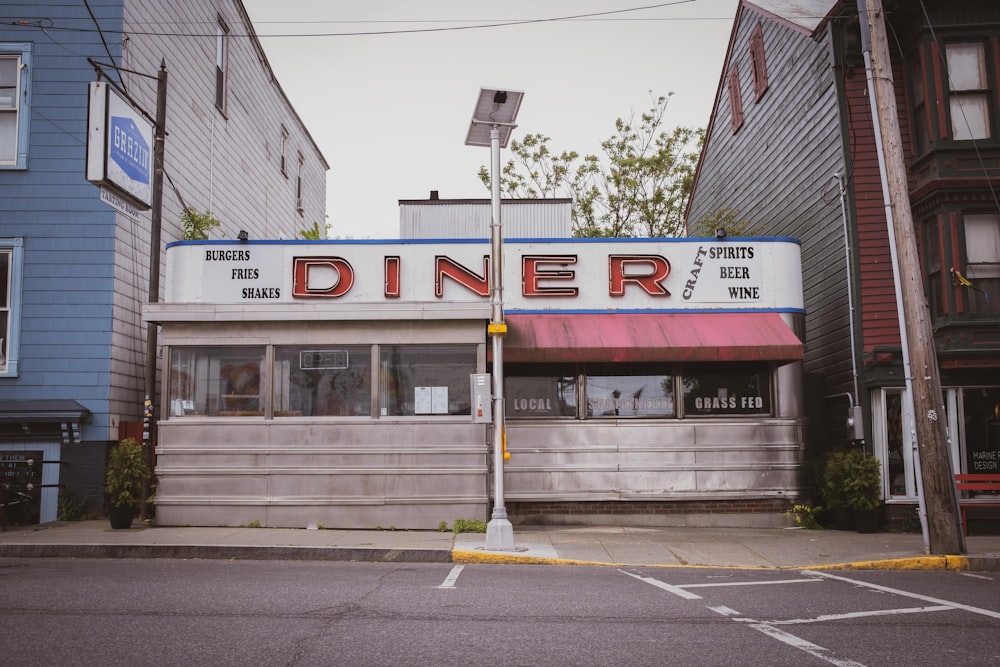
[291,253,670,299]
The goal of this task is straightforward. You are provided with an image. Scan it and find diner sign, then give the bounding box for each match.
[164,238,803,312]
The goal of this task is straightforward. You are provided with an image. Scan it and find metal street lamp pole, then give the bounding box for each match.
[465,88,523,551]
[485,123,514,550]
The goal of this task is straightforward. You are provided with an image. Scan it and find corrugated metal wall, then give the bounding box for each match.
[399,199,572,239]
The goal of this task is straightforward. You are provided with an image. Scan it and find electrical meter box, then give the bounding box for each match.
[847,405,864,441]
[470,374,492,424]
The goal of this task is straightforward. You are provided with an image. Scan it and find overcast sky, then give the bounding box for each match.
[240,0,740,239]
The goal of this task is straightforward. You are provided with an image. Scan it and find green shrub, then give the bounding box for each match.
[452,518,488,534]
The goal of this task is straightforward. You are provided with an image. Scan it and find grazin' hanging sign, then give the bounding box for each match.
[164,238,803,312]
[86,81,153,210]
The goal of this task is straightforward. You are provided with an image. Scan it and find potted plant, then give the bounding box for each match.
[104,437,150,529]
[820,450,853,530]
[841,448,883,533]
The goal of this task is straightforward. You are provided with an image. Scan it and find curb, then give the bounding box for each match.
[2,544,997,571]
[0,544,453,563]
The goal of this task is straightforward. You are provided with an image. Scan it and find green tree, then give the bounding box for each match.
[299,220,325,240]
[687,206,766,238]
[180,207,221,240]
[479,92,703,238]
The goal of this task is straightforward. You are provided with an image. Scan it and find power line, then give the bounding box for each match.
[2,1,747,39]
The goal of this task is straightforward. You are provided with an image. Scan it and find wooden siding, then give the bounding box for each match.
[686,9,855,395]
[842,66,905,352]
[0,1,328,443]
[0,2,123,440]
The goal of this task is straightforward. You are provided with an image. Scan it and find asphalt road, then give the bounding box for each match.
[1,559,997,666]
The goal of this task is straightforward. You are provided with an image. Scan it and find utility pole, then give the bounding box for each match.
[141,60,167,518]
[858,0,965,554]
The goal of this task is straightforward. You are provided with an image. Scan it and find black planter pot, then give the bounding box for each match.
[831,505,854,531]
[108,503,135,530]
[855,507,881,534]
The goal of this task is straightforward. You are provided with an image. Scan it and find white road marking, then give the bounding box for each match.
[436,564,464,589]
[683,578,822,589]
[802,570,1000,620]
[621,570,867,665]
[750,623,868,667]
[744,605,953,625]
[707,605,743,617]
[619,570,702,599]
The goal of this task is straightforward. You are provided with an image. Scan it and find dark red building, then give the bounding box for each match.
[686,0,1000,529]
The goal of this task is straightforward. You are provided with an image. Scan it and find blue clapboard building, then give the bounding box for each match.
[0,1,328,523]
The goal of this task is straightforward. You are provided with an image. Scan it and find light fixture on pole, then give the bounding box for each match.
[466,87,523,551]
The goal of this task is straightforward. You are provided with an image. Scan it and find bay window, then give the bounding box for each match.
[962,213,1000,315]
[946,42,991,140]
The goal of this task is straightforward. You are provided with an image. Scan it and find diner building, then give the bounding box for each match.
[145,229,806,529]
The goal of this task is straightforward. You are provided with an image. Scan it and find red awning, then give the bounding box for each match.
[501,312,803,364]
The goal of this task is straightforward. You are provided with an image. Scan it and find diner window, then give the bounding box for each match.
[946,42,991,140]
[585,363,674,418]
[682,362,771,416]
[0,239,23,377]
[214,18,229,114]
[273,346,371,417]
[962,213,1000,315]
[168,346,265,416]
[506,364,577,418]
[1,44,31,168]
[379,345,476,416]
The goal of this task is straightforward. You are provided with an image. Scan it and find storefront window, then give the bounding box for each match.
[585,363,674,418]
[506,364,577,418]
[962,387,1000,475]
[379,345,476,416]
[168,346,265,416]
[273,346,371,417]
[682,363,770,417]
[884,390,914,497]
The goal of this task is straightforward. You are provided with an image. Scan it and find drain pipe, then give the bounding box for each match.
[834,173,861,412]
[857,1,930,554]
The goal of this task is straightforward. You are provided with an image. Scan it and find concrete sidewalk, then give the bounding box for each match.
[2,521,1000,570]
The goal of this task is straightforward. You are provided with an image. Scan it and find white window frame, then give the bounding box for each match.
[874,387,962,502]
[946,42,991,140]
[0,43,32,169]
[0,238,24,377]
[962,212,1000,314]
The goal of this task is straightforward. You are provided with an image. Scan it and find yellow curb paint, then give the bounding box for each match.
[452,551,980,571]
[452,549,607,566]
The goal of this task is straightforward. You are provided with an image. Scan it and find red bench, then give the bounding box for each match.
[955,474,1000,536]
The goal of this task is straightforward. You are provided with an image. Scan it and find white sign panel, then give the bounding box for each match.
[86,81,153,209]
[164,238,804,312]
